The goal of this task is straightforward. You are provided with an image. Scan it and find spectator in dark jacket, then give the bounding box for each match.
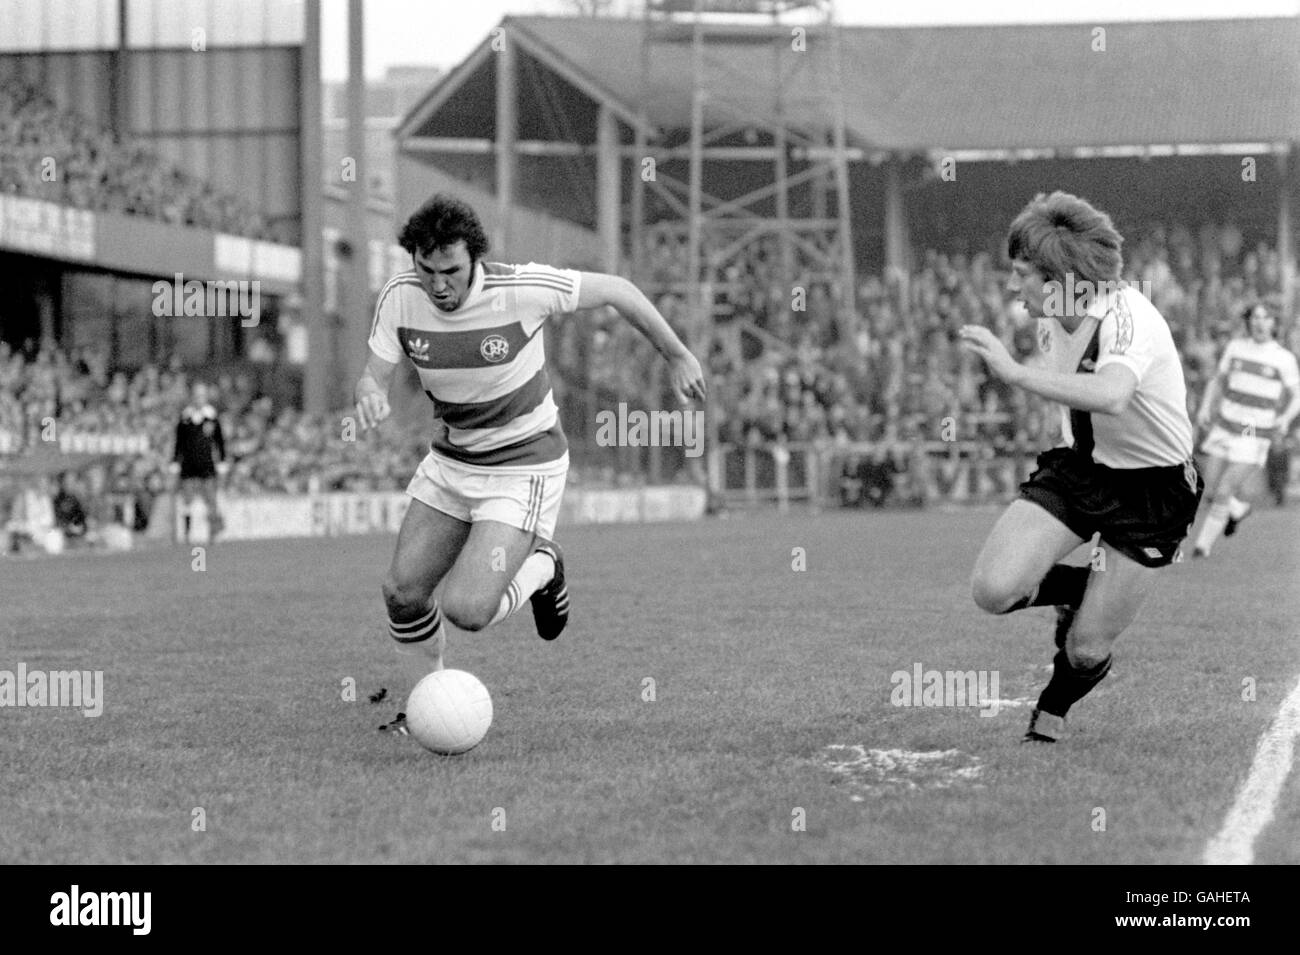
[171,381,226,542]
[52,471,87,540]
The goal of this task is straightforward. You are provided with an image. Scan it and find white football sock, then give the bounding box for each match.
[1194,502,1229,553]
[487,551,556,627]
[395,629,445,676]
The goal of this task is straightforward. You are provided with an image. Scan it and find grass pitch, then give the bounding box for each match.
[2,505,1297,864]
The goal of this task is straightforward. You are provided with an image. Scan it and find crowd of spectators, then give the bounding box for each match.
[0,84,290,243]
[3,76,1293,515]
[220,396,428,496]
[661,224,1299,457]
[2,218,1296,542]
[0,338,430,545]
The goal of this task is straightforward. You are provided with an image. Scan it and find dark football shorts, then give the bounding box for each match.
[179,474,218,493]
[1020,447,1204,568]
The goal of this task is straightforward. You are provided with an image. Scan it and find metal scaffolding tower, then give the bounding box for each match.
[631,0,858,345]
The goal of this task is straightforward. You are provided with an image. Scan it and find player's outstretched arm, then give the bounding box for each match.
[355,352,398,431]
[576,272,707,405]
[959,324,1137,415]
[1196,374,1223,430]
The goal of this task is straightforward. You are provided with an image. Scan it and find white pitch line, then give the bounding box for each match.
[1203,672,1300,865]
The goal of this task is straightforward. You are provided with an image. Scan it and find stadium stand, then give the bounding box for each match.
[696,225,1297,450]
[0,83,290,243]
[4,215,1290,545]
[0,335,431,550]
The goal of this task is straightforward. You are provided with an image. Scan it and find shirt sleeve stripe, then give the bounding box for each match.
[483,274,574,289]
[369,278,422,341]
[482,276,575,293]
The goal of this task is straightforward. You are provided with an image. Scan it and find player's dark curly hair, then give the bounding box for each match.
[1006,191,1123,288]
[398,194,490,261]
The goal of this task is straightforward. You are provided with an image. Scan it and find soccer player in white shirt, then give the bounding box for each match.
[1189,303,1300,557]
[960,192,1203,743]
[355,195,706,732]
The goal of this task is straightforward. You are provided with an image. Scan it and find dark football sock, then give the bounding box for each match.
[996,565,1090,615]
[1029,564,1090,609]
[1036,650,1112,717]
[998,594,1032,614]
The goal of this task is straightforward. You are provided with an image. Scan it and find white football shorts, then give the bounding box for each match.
[406,450,568,541]
[1200,424,1270,468]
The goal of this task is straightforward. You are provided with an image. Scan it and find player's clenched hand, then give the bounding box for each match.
[667,351,707,405]
[959,325,1020,382]
[355,391,391,431]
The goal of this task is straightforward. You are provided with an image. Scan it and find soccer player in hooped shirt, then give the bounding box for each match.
[356,195,707,730]
[1189,302,1300,557]
[959,192,1203,743]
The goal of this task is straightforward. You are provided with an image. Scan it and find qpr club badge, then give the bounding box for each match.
[480,334,510,363]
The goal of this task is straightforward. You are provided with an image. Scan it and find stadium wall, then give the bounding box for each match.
[146,486,708,542]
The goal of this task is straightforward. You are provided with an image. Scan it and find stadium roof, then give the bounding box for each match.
[398,15,1300,154]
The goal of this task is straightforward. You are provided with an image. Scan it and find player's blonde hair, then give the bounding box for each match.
[1006,191,1123,287]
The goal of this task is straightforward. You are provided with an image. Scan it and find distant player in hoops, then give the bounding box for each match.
[357,194,706,732]
[1189,302,1299,557]
[960,192,1203,743]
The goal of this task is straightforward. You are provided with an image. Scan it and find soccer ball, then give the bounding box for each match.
[405,669,493,754]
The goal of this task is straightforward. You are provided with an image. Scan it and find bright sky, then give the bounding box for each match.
[320,0,1300,80]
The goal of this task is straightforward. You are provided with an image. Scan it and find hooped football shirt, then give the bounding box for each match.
[369,261,581,468]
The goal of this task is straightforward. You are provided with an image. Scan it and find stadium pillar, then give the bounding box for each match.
[34,272,56,346]
[111,0,129,134]
[631,122,646,281]
[632,7,651,286]
[687,7,705,352]
[884,159,909,276]
[597,105,621,274]
[687,5,716,497]
[496,33,518,256]
[343,0,370,399]
[1279,146,1295,321]
[774,122,793,287]
[300,0,328,416]
[772,32,793,286]
[811,153,827,220]
[829,14,857,339]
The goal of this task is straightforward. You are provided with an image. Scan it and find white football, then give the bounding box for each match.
[405,669,493,754]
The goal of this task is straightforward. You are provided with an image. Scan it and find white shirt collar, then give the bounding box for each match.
[459,260,486,308]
